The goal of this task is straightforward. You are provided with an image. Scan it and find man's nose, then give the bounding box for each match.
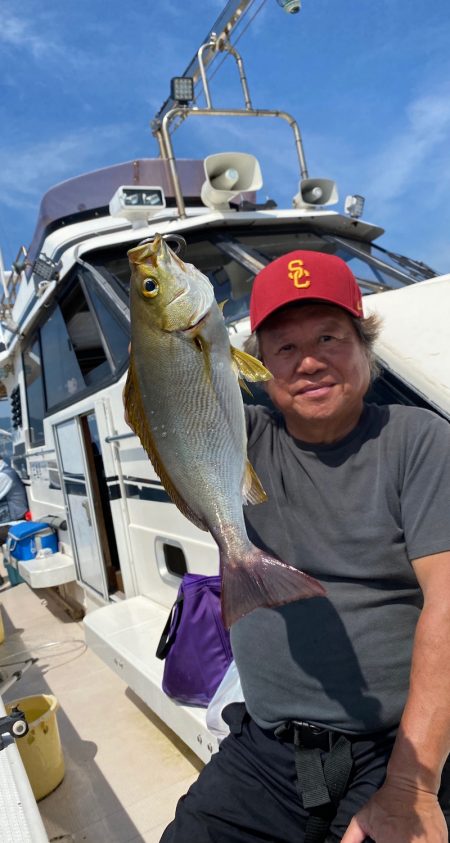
[296,352,326,374]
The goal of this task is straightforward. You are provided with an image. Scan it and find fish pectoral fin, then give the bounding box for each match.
[242,460,267,505]
[231,347,272,383]
[124,357,208,532]
[238,377,253,397]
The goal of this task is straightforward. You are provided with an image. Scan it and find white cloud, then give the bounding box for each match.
[0,124,133,209]
[0,8,51,58]
[362,87,450,212]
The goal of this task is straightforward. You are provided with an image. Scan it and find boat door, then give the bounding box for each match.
[54,412,118,599]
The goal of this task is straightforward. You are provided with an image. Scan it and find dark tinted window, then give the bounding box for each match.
[41,306,85,407]
[84,282,129,370]
[60,281,110,387]
[23,337,45,446]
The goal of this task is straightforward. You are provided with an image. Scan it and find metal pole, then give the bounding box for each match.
[161,106,310,212]
[226,44,253,110]
[161,112,188,218]
[197,40,217,109]
[0,248,9,300]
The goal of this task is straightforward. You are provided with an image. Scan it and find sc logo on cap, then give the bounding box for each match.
[288,259,311,289]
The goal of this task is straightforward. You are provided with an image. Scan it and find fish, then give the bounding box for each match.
[124,234,326,627]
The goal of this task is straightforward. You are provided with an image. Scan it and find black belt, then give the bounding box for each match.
[275,720,354,843]
[274,720,344,751]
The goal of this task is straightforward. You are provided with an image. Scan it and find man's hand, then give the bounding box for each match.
[341,778,448,842]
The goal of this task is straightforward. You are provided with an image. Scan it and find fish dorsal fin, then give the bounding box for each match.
[242,459,267,505]
[124,357,207,531]
[231,346,272,383]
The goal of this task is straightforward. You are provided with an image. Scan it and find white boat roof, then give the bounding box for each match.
[364,273,450,417]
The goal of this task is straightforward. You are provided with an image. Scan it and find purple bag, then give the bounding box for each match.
[156,573,233,706]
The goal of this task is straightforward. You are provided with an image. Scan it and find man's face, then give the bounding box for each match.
[259,303,371,443]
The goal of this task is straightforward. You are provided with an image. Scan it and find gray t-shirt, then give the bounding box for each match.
[231,403,450,733]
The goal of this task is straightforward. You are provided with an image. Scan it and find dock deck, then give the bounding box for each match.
[0,574,201,842]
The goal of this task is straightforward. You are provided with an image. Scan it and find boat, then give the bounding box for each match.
[0,2,449,820]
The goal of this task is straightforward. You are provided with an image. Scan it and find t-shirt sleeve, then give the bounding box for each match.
[401,411,450,560]
[244,404,276,444]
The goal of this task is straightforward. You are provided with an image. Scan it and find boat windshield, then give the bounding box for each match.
[86,225,437,328]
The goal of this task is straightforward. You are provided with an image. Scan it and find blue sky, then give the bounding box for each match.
[1,0,450,272]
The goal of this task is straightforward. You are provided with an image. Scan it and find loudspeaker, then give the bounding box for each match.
[293,178,338,209]
[201,153,263,210]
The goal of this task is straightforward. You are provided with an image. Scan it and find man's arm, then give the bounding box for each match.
[342,549,450,843]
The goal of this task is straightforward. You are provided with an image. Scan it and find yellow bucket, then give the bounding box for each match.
[6,694,65,800]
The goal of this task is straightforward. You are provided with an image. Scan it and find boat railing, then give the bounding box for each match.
[152,30,309,219]
[0,246,27,310]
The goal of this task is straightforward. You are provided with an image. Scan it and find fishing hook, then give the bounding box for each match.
[136,234,187,256]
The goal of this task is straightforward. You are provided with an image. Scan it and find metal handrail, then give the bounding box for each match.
[156,105,308,219]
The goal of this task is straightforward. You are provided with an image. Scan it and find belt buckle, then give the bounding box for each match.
[293,720,324,736]
[292,720,330,750]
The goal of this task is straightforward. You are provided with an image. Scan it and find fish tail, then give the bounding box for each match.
[220,548,326,629]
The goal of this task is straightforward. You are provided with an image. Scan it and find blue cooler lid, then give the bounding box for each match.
[8,521,53,541]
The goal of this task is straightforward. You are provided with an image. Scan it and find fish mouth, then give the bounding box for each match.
[180,312,208,334]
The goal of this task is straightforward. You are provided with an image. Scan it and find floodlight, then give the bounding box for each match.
[109,186,166,225]
[170,76,195,104]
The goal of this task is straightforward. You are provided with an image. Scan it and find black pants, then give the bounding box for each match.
[161,704,450,843]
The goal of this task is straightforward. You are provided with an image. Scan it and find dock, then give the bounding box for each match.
[0,573,201,842]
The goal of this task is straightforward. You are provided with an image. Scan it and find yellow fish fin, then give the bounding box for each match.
[239,377,253,397]
[124,358,208,531]
[231,346,272,383]
[242,459,267,505]
[193,334,213,385]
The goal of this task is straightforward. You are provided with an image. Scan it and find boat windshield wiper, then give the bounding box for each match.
[372,244,438,280]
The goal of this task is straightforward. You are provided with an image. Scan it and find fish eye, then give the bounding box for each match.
[142,277,159,298]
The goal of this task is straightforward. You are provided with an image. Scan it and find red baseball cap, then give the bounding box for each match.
[250,250,363,331]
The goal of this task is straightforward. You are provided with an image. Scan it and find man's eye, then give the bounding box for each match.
[319,335,334,343]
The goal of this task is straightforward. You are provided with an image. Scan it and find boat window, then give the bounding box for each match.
[86,238,256,325]
[89,253,131,295]
[60,281,111,387]
[83,225,432,332]
[370,243,437,281]
[233,230,417,292]
[23,336,45,446]
[163,543,188,578]
[41,306,86,407]
[82,281,129,371]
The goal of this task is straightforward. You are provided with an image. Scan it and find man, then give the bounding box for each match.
[0,455,29,545]
[161,250,450,842]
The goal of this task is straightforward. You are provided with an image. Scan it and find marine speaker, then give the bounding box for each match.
[201,152,263,210]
